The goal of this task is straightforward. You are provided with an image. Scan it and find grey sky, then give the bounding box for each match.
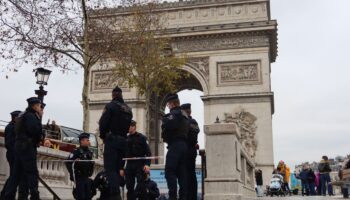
[1,0,350,170]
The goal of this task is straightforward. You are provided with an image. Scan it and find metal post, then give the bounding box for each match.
[35,85,47,103]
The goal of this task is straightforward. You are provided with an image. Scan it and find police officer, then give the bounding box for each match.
[125,120,152,200]
[4,97,44,200]
[99,86,133,200]
[66,133,95,200]
[0,111,28,200]
[135,172,160,200]
[181,103,200,200]
[161,94,189,200]
[93,171,125,200]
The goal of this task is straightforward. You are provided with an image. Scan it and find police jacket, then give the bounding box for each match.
[135,179,160,200]
[66,146,95,180]
[187,116,200,148]
[15,108,43,147]
[161,106,189,144]
[4,121,16,151]
[99,97,133,139]
[126,132,152,166]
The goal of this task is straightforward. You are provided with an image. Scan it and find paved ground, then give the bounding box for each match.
[255,196,344,200]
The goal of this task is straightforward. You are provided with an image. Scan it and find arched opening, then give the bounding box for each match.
[149,68,206,164]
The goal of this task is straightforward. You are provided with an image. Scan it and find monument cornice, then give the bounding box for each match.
[89,0,269,17]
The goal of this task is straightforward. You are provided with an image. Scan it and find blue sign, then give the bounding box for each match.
[150,169,202,199]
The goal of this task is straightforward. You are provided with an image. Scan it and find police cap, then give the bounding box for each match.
[112,86,122,93]
[165,93,179,103]
[27,97,41,105]
[10,110,21,118]
[78,132,90,141]
[130,120,136,126]
[181,103,191,110]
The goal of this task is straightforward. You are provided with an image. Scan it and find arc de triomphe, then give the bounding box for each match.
[87,0,278,197]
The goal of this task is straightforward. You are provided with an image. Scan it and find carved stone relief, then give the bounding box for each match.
[223,107,258,158]
[91,70,129,93]
[187,57,210,83]
[217,60,261,86]
[172,35,269,53]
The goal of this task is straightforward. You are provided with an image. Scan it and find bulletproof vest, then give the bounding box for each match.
[187,118,200,147]
[127,133,146,157]
[74,148,94,177]
[162,107,189,143]
[111,100,132,136]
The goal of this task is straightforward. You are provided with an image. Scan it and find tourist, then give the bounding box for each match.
[318,155,332,196]
[277,161,291,195]
[255,169,264,197]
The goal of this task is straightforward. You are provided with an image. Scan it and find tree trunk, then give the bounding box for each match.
[81,0,90,132]
[145,90,151,139]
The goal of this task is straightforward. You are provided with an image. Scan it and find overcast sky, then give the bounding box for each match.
[1,0,350,169]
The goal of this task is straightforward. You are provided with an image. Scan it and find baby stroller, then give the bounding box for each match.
[268,174,286,197]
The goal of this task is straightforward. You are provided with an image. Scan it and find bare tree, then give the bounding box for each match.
[0,0,123,131]
[95,1,188,139]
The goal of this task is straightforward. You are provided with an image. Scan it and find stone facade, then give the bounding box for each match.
[88,0,278,193]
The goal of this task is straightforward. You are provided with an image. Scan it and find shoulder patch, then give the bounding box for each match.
[69,153,74,159]
[167,114,174,120]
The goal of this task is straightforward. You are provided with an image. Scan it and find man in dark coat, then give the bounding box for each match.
[4,97,44,200]
[181,103,200,200]
[318,155,332,196]
[125,120,152,200]
[99,86,133,200]
[162,93,189,200]
[0,111,28,200]
[135,173,160,200]
[255,169,263,197]
[66,133,95,200]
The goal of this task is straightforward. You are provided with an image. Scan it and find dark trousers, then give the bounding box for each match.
[125,161,146,200]
[308,182,316,195]
[0,151,28,200]
[186,147,197,200]
[320,173,331,195]
[165,140,188,200]
[301,181,309,195]
[73,177,93,200]
[4,142,39,200]
[103,134,126,200]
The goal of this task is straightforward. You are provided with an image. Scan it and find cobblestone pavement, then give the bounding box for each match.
[255,196,344,200]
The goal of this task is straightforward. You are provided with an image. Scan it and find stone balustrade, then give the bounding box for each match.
[0,137,103,200]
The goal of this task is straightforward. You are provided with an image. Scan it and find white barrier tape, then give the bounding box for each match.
[123,156,163,161]
[38,156,163,162]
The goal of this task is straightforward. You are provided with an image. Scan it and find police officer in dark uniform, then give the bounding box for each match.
[99,86,133,200]
[161,94,189,200]
[135,172,160,200]
[125,120,152,200]
[66,133,95,200]
[93,170,125,200]
[181,104,200,200]
[0,111,28,200]
[4,97,43,200]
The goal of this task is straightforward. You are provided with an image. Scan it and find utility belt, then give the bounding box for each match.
[106,132,126,139]
[168,138,186,146]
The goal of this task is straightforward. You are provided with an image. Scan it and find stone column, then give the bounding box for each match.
[204,123,256,200]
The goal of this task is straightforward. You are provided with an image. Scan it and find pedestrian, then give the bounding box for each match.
[125,120,152,200]
[181,103,200,200]
[135,172,160,200]
[4,97,44,200]
[318,155,332,196]
[277,161,291,195]
[0,111,28,200]
[307,167,316,196]
[255,169,264,197]
[99,86,133,200]
[298,164,310,196]
[66,133,95,200]
[162,93,189,200]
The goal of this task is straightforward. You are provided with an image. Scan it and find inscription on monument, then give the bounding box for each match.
[91,70,128,93]
[217,60,261,86]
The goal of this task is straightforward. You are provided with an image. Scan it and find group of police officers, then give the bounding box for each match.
[0,85,200,200]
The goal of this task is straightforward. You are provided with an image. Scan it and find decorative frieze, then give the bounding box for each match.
[172,35,269,53]
[91,70,128,93]
[217,60,261,86]
[187,57,210,83]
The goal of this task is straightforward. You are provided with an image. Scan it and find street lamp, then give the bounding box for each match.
[34,67,52,103]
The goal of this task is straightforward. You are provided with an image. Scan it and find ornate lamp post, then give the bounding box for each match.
[34,67,52,103]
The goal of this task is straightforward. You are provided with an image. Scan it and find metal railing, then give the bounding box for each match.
[38,177,61,200]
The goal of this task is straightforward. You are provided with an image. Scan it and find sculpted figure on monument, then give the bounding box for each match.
[224,108,258,158]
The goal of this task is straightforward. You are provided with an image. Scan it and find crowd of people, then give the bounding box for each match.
[254,156,350,198]
[0,86,201,200]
